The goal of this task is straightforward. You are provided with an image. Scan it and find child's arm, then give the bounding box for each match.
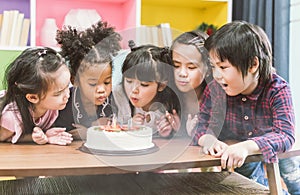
[0,127,14,142]
[199,134,261,170]
[220,140,261,170]
[249,83,295,163]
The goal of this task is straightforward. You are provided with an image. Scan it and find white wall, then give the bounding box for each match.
[290,0,300,132]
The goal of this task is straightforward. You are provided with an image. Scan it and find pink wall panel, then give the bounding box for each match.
[35,0,136,46]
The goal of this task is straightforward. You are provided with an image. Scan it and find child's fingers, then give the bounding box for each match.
[33,127,42,133]
[172,109,177,116]
[60,131,73,137]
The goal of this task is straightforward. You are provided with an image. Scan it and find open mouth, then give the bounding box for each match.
[96,96,107,102]
[130,97,138,103]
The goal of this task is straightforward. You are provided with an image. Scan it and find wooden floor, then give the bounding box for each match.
[0,172,269,195]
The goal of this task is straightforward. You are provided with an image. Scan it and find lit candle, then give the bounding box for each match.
[112,114,117,128]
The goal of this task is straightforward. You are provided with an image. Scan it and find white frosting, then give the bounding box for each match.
[85,126,154,151]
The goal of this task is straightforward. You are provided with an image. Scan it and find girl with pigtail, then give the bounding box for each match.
[54,21,122,139]
[113,41,180,138]
[0,47,73,145]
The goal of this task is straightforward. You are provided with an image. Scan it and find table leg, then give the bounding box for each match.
[266,162,282,195]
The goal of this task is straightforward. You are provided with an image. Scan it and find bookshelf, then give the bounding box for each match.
[0,0,231,89]
[0,0,231,47]
[141,0,231,38]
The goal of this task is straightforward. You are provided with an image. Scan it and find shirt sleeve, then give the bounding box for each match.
[250,84,295,163]
[192,82,227,145]
[1,106,23,144]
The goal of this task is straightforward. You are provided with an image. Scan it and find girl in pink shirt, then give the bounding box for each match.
[0,47,73,145]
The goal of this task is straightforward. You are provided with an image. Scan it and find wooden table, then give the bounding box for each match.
[0,136,299,195]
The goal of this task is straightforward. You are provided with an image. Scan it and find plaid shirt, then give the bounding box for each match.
[192,73,295,163]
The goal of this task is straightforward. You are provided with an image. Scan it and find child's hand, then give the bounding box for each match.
[220,140,260,170]
[198,134,228,156]
[156,115,173,137]
[45,127,73,145]
[32,127,48,145]
[220,143,249,170]
[132,113,145,125]
[165,109,180,131]
[156,110,180,137]
[186,114,198,136]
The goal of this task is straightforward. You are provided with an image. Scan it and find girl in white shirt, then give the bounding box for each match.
[113,43,180,137]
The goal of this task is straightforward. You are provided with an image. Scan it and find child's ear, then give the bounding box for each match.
[249,56,259,73]
[158,81,167,92]
[25,94,39,104]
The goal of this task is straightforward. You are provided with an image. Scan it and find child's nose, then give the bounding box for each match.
[213,68,222,80]
[63,88,70,100]
[132,85,139,94]
[96,85,105,93]
[179,67,188,77]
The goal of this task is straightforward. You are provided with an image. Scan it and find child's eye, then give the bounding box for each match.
[140,82,149,87]
[173,61,180,68]
[104,79,111,85]
[89,83,97,87]
[188,65,197,70]
[125,78,133,83]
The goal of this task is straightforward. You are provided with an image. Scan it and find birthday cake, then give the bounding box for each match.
[84,125,154,151]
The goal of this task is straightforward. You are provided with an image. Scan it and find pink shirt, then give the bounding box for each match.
[1,101,58,143]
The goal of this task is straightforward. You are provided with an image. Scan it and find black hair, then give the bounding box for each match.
[0,47,66,135]
[122,43,180,116]
[56,20,122,84]
[204,20,273,83]
[170,30,212,98]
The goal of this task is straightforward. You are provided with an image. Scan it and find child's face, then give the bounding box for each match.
[78,63,112,106]
[209,51,259,96]
[172,43,206,93]
[124,77,159,111]
[35,65,71,111]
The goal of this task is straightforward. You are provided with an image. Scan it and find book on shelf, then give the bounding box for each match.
[19,18,30,47]
[10,12,24,46]
[0,14,3,31]
[0,10,11,46]
[135,23,172,47]
[158,23,172,47]
[0,10,30,47]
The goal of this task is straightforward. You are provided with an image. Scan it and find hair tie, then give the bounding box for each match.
[188,37,205,47]
[38,49,47,57]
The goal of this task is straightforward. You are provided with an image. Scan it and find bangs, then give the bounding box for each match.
[123,61,158,82]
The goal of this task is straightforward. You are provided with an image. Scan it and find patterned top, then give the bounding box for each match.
[54,87,115,131]
[0,98,58,143]
[192,73,295,163]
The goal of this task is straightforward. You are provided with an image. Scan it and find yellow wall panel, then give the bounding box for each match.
[141,1,228,32]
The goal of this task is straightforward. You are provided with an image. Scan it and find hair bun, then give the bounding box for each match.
[128,40,136,50]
